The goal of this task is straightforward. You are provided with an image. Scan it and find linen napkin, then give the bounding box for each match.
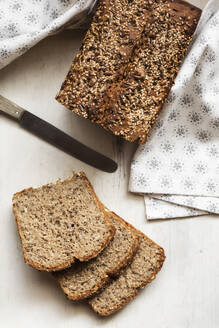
[129,0,219,220]
[0,0,96,70]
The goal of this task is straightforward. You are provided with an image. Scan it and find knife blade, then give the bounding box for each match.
[0,95,117,173]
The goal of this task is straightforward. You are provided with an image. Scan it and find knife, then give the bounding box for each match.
[0,95,117,173]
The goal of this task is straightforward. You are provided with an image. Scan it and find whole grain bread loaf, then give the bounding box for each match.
[56,0,201,144]
[12,172,115,272]
[53,210,139,300]
[89,225,165,316]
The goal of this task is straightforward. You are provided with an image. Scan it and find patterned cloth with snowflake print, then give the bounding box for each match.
[129,0,219,220]
[0,0,97,69]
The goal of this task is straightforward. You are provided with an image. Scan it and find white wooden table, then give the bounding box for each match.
[2,1,218,327]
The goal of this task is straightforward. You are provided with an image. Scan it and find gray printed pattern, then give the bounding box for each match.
[129,0,219,220]
[0,0,96,69]
[145,196,207,220]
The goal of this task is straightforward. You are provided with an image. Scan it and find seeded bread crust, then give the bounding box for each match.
[56,0,154,118]
[56,0,201,144]
[53,210,139,300]
[89,223,165,316]
[13,172,115,272]
[98,0,202,143]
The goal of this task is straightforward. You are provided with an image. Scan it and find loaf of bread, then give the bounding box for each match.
[53,210,139,300]
[56,0,201,144]
[89,226,165,316]
[12,172,115,272]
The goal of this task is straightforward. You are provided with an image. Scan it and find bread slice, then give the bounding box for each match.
[56,0,151,118]
[53,210,139,300]
[56,0,201,144]
[12,172,115,272]
[89,226,165,316]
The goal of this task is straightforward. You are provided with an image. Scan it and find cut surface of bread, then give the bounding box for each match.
[53,210,139,300]
[89,227,165,316]
[56,0,201,144]
[12,172,115,272]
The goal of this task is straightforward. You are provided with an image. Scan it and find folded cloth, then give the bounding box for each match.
[0,0,97,70]
[145,196,207,220]
[129,0,219,220]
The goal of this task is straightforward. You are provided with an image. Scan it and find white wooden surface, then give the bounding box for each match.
[1,1,218,327]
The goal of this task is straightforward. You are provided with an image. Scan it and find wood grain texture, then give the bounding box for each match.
[1,1,219,327]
